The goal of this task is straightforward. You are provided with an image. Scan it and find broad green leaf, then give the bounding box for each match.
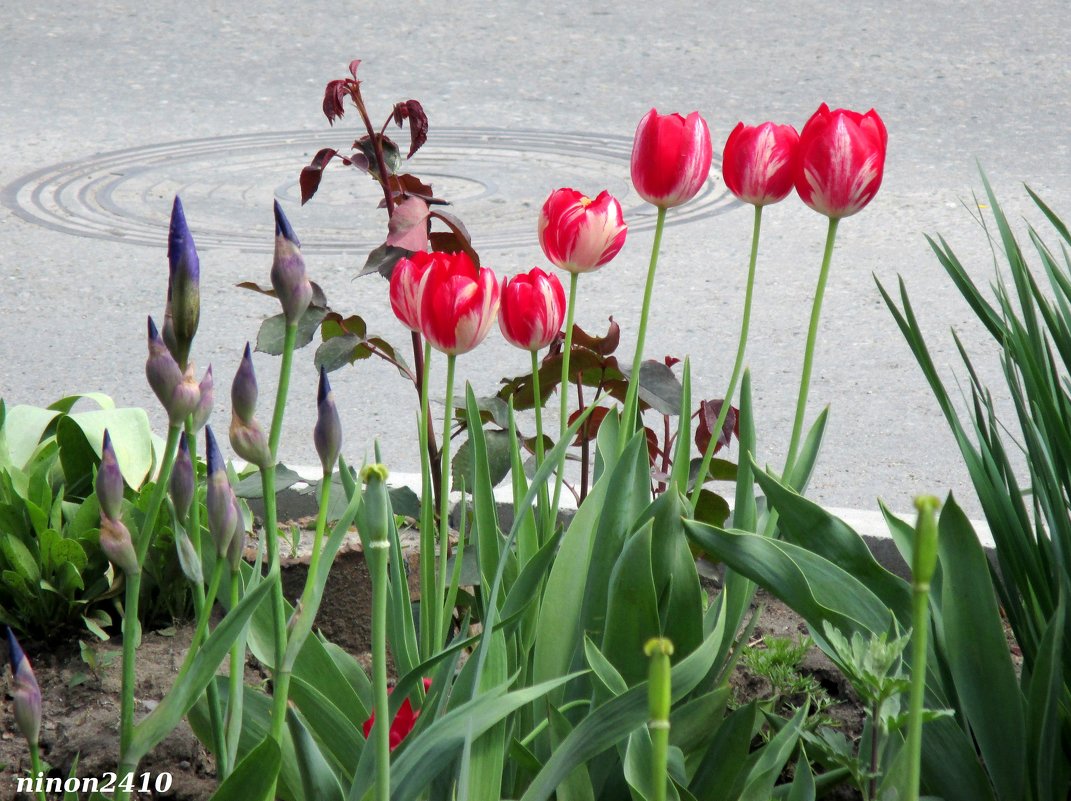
[602,520,659,684]
[0,534,40,584]
[937,496,1025,801]
[1025,600,1068,801]
[289,676,364,779]
[785,750,816,801]
[289,706,346,801]
[0,405,60,470]
[680,702,757,799]
[583,635,628,697]
[451,427,513,492]
[64,407,157,489]
[668,686,730,757]
[209,737,281,801]
[738,705,807,801]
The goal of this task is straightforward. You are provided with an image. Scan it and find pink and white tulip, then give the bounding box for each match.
[722,121,800,206]
[538,189,627,274]
[418,252,500,355]
[389,251,436,332]
[499,268,567,351]
[630,110,713,208]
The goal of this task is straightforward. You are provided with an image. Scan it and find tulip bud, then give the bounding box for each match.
[314,366,342,473]
[96,429,125,522]
[205,426,238,558]
[170,432,194,522]
[360,464,391,548]
[537,189,627,274]
[418,252,500,355]
[631,109,712,209]
[146,317,201,425]
[166,195,201,366]
[722,121,800,207]
[231,344,259,424]
[912,496,941,587]
[6,628,41,748]
[271,200,313,325]
[498,268,567,351]
[190,364,214,432]
[100,515,140,577]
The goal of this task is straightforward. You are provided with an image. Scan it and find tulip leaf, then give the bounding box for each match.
[208,737,281,801]
[288,706,345,801]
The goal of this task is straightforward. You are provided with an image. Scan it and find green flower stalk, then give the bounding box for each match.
[551,273,579,526]
[906,495,940,801]
[645,637,674,801]
[362,464,392,801]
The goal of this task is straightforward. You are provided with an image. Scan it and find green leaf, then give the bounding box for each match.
[738,705,807,801]
[937,496,1026,801]
[127,571,274,763]
[0,533,40,584]
[288,705,346,801]
[785,750,816,801]
[451,427,513,492]
[1025,599,1068,801]
[0,404,60,470]
[689,702,758,799]
[257,307,328,355]
[209,737,281,801]
[289,676,364,779]
[601,520,660,685]
[234,464,303,498]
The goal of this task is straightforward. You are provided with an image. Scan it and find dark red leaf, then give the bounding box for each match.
[664,356,682,368]
[694,399,739,457]
[348,59,361,80]
[429,210,479,266]
[323,80,348,124]
[393,99,428,158]
[386,197,430,252]
[299,148,338,205]
[569,406,610,446]
[644,426,660,466]
[571,318,621,356]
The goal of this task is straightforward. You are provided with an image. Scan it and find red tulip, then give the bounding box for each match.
[499,268,567,351]
[794,104,887,218]
[362,678,432,751]
[538,189,627,274]
[419,252,500,355]
[389,251,435,332]
[630,110,713,208]
[722,122,800,206]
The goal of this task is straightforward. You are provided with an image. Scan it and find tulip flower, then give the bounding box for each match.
[794,104,887,219]
[165,195,200,366]
[389,251,435,332]
[499,268,566,352]
[272,200,314,325]
[229,344,272,469]
[630,110,712,209]
[418,252,500,356]
[722,122,800,206]
[362,678,432,751]
[96,430,125,522]
[537,189,627,274]
[314,366,342,473]
[147,316,201,426]
[6,628,41,748]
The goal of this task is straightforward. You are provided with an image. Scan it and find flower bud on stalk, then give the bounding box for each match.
[100,515,139,577]
[146,317,201,425]
[165,196,201,366]
[271,200,313,325]
[96,430,125,522]
[314,366,342,473]
[170,432,194,522]
[6,628,41,748]
[190,364,214,432]
[229,344,272,469]
[361,464,391,548]
[631,110,713,209]
[226,500,246,571]
[205,426,238,559]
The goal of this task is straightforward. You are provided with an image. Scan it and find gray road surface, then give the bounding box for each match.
[3,1,1070,517]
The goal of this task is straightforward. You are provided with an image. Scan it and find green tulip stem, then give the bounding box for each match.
[782,216,839,483]
[120,423,181,759]
[645,638,674,801]
[551,273,580,521]
[621,205,668,452]
[418,341,437,662]
[29,742,46,801]
[530,347,552,540]
[370,517,391,801]
[906,496,940,801]
[225,567,245,776]
[182,420,227,777]
[689,204,763,514]
[264,321,299,753]
[436,354,458,653]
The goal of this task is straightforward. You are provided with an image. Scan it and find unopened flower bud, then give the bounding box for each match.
[175,528,203,585]
[170,363,202,426]
[6,628,41,748]
[190,364,214,432]
[205,426,238,558]
[231,343,259,424]
[314,366,342,473]
[271,200,313,325]
[96,430,125,522]
[146,317,201,425]
[226,500,246,571]
[229,417,272,469]
[360,464,391,548]
[100,515,139,577]
[912,496,941,587]
[170,433,194,522]
[166,196,201,368]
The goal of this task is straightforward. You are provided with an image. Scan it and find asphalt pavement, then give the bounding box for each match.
[3,0,1070,517]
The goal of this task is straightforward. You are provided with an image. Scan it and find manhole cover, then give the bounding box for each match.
[3,127,737,255]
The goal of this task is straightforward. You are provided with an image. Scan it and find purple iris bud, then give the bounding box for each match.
[96,430,125,522]
[205,426,238,558]
[226,497,246,571]
[170,432,194,521]
[313,366,342,473]
[146,317,201,425]
[190,364,214,432]
[99,515,139,577]
[231,344,259,424]
[6,628,41,748]
[229,417,272,469]
[271,200,313,325]
[166,196,201,366]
